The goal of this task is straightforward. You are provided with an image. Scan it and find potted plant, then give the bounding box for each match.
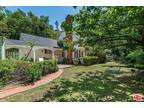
[73,58,79,65]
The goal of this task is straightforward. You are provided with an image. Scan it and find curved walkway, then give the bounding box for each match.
[0,65,72,99]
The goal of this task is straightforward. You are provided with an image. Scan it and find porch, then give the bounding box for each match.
[2,45,63,62]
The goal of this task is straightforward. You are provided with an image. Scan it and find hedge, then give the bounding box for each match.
[34,60,59,76]
[126,50,144,64]
[126,50,144,70]
[0,59,29,88]
[26,63,42,82]
[134,64,144,70]
[0,59,59,87]
[81,56,97,66]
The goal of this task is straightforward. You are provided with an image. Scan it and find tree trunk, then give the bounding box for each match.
[67,51,72,63]
[24,48,33,60]
[65,33,73,63]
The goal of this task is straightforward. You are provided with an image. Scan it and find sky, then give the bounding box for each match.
[6,6,81,30]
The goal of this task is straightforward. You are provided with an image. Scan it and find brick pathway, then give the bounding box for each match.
[0,65,72,99]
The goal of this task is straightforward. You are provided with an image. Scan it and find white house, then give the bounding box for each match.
[0,32,86,62]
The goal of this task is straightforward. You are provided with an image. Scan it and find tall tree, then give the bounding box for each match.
[55,21,59,31]
[61,15,74,62]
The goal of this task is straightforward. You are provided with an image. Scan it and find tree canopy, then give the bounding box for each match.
[0,7,59,40]
[74,7,144,51]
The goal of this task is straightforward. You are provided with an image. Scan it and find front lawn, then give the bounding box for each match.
[1,62,144,102]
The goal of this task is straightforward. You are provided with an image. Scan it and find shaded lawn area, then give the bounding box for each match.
[1,63,144,102]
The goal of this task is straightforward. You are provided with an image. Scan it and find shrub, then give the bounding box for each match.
[38,60,59,76]
[126,50,144,67]
[81,56,97,66]
[62,58,72,64]
[25,60,58,82]
[0,59,59,85]
[26,62,42,82]
[0,59,30,86]
[96,52,106,63]
[0,79,6,89]
[0,59,18,83]
[14,60,30,81]
[134,64,144,70]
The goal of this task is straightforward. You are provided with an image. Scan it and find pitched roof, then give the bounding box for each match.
[5,39,26,46]
[5,33,59,48]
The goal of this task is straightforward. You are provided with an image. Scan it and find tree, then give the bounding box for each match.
[0,7,5,20]
[24,41,35,61]
[74,7,144,52]
[0,8,59,40]
[61,15,74,62]
[55,21,59,31]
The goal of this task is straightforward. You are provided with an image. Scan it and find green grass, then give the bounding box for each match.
[1,63,144,102]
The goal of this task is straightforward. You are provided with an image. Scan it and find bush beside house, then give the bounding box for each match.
[26,63,43,83]
[126,50,144,69]
[36,60,59,76]
[80,56,97,66]
[80,55,106,66]
[0,59,58,88]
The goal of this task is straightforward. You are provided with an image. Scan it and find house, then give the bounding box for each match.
[0,33,86,62]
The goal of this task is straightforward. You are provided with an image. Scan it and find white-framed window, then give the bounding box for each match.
[6,48,19,59]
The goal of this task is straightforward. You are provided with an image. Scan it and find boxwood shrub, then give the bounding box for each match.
[25,60,58,82]
[26,63,42,83]
[81,56,97,66]
[37,60,59,76]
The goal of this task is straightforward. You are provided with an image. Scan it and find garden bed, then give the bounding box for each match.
[0,59,58,89]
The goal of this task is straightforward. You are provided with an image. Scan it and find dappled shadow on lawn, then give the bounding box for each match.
[36,67,144,102]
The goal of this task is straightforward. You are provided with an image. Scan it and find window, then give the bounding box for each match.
[6,48,19,59]
[44,49,48,54]
[44,49,51,54]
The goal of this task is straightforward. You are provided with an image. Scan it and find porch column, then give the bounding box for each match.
[52,49,55,59]
[33,48,36,62]
[83,51,86,57]
[2,42,5,60]
[19,49,22,58]
[64,50,67,58]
